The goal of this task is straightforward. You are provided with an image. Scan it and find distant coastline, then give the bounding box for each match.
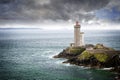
[0,28,42,30]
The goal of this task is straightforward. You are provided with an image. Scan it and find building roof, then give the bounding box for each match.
[74,21,81,28]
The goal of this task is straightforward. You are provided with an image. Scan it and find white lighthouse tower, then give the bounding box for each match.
[70,21,84,47]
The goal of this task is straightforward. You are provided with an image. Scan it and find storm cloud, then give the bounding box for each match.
[96,0,120,22]
[0,0,119,24]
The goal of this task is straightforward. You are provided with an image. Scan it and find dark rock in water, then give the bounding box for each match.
[54,47,85,59]
[54,44,120,73]
[105,55,120,67]
[115,74,120,80]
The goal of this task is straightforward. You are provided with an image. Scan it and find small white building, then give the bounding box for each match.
[70,21,84,47]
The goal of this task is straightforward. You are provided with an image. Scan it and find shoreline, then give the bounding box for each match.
[53,44,120,79]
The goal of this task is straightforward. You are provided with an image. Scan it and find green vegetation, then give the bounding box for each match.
[78,50,109,62]
[69,47,85,55]
[94,53,108,62]
[78,51,93,60]
[95,44,104,49]
[94,44,115,50]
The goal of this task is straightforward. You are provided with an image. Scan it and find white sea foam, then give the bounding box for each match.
[46,51,59,59]
[63,63,72,66]
[55,60,64,64]
[101,67,112,70]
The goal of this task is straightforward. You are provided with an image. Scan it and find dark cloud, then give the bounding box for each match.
[0,0,15,4]
[0,0,116,25]
[95,0,120,23]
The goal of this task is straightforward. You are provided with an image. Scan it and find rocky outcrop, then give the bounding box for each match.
[54,44,120,71]
[54,47,85,59]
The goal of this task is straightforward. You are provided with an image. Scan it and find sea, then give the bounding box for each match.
[0,29,120,80]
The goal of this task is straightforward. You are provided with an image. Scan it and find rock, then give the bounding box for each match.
[85,44,95,50]
[54,43,120,73]
[95,44,115,50]
[53,47,85,59]
[115,74,120,80]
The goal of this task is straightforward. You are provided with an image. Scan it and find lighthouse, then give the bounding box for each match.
[70,21,84,47]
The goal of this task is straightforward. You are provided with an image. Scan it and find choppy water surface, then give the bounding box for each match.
[0,29,120,80]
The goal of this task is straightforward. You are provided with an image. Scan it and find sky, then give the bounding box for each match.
[0,0,120,30]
